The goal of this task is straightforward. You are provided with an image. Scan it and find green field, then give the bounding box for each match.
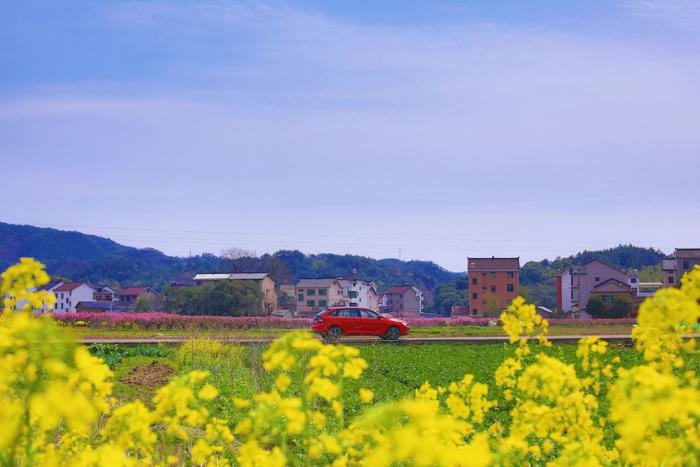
[105,339,653,428]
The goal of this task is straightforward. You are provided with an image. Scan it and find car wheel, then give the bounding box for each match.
[386,326,401,340]
[327,326,343,340]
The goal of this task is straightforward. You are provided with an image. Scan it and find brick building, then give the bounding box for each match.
[467,257,520,316]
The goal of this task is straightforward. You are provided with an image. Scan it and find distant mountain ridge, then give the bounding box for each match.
[0,223,667,308]
[0,223,462,297]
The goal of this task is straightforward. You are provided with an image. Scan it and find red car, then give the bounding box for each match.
[312,307,410,340]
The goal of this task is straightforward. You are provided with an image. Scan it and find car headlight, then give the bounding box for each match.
[402,322,408,326]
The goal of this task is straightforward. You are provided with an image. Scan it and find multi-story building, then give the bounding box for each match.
[92,285,117,302]
[34,280,64,313]
[118,286,160,305]
[384,285,424,317]
[337,278,378,311]
[556,259,639,313]
[295,278,347,318]
[192,273,277,313]
[662,248,700,288]
[53,282,96,313]
[468,257,520,316]
[295,277,379,318]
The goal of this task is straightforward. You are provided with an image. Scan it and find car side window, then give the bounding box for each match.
[328,310,339,317]
[337,309,356,317]
[360,309,379,319]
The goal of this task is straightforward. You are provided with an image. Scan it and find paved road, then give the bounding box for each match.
[81,335,638,345]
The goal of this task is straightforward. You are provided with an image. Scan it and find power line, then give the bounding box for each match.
[33,223,675,247]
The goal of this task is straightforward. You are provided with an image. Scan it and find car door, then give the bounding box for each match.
[358,308,384,335]
[337,308,362,335]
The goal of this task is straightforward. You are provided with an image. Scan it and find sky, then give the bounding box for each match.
[1,0,699,272]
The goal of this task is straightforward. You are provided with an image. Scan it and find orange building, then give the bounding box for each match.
[467,257,520,316]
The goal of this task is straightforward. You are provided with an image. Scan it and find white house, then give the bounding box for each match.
[337,278,379,312]
[53,282,95,313]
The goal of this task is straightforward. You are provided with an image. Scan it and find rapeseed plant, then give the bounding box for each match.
[4,258,700,465]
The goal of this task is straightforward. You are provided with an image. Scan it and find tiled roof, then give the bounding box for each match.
[297,278,338,288]
[36,280,63,292]
[193,273,233,281]
[54,282,88,292]
[76,301,126,311]
[592,278,633,292]
[468,257,520,271]
[676,248,700,258]
[120,286,151,295]
[228,273,270,280]
[385,285,422,294]
[193,273,270,281]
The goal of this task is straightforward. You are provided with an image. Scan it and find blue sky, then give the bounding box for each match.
[2,0,699,271]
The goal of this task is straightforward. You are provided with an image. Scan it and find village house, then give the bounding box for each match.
[53,282,96,313]
[556,259,639,315]
[468,257,520,316]
[118,286,160,304]
[662,248,700,288]
[192,273,277,314]
[92,285,117,302]
[384,285,424,318]
[295,278,346,318]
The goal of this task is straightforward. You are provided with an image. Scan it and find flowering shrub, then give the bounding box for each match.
[3,257,700,466]
[47,312,314,330]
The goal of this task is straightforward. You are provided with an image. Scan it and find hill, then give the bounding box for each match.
[0,223,226,290]
[0,223,462,298]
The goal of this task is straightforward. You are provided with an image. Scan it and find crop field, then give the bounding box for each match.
[104,339,652,427]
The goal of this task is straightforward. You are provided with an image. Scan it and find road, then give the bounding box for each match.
[81,335,638,345]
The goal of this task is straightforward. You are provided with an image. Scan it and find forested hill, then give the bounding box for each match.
[0,223,226,290]
[0,223,462,296]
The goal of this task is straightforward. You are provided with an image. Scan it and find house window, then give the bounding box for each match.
[349,291,358,298]
[669,276,675,284]
[307,289,316,296]
[595,277,600,282]
[319,289,327,296]
[482,273,486,276]
[472,278,477,285]
[298,294,304,301]
[571,276,574,286]
[350,302,358,307]
[507,272,514,278]
[491,285,496,293]
[196,281,201,286]
[571,290,574,299]
[472,293,477,300]
[307,300,315,307]
[472,309,477,315]
[507,284,514,292]
[319,300,327,307]
[603,295,613,304]
[491,272,496,278]
[684,261,690,270]
[631,278,637,283]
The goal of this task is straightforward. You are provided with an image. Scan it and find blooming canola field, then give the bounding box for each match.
[3,258,700,466]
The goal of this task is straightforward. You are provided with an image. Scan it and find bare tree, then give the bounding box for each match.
[221,248,258,273]
[262,256,295,283]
